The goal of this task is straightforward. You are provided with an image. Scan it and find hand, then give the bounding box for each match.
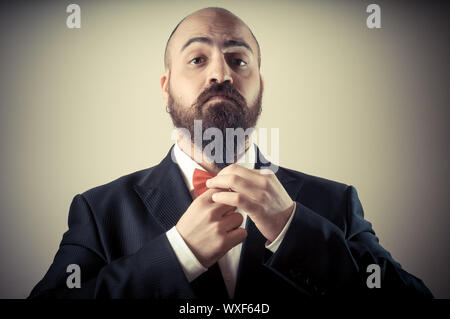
[175,188,248,268]
[206,164,294,243]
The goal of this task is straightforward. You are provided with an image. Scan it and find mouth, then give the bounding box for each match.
[206,95,235,103]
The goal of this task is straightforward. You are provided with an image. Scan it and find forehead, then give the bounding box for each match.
[170,12,257,54]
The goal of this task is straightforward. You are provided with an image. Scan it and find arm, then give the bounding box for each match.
[264,185,433,297]
[29,194,194,299]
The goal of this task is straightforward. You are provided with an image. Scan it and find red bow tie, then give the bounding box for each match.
[192,168,215,197]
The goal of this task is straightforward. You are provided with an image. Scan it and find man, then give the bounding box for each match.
[29,7,432,299]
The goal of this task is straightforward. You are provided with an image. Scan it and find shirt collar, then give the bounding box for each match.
[173,142,256,192]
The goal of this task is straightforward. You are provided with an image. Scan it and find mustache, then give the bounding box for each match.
[193,82,247,109]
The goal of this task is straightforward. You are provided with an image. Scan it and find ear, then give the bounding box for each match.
[160,70,169,107]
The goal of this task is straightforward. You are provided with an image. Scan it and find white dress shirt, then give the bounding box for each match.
[166,142,295,298]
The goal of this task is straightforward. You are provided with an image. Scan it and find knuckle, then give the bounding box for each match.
[213,222,222,234]
[235,193,243,204]
[261,178,270,189]
[209,188,221,196]
[220,165,233,175]
[261,191,270,203]
[238,229,248,241]
[199,189,215,202]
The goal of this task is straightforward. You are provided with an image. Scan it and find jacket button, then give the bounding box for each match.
[305,277,311,286]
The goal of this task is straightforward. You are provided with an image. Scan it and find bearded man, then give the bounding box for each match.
[29,7,432,299]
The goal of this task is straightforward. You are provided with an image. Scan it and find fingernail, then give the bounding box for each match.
[212,193,216,201]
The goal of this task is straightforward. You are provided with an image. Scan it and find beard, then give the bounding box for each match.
[167,80,262,169]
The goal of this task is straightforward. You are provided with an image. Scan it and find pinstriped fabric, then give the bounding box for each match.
[29,145,433,298]
[134,149,193,233]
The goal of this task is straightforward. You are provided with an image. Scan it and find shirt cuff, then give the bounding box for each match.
[166,226,207,282]
[265,202,296,253]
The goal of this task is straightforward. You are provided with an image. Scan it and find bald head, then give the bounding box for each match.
[164,7,261,70]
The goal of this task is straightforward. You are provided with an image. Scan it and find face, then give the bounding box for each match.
[161,10,264,167]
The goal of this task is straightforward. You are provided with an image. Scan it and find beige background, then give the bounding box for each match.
[0,0,449,298]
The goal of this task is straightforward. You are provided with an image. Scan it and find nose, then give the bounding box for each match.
[207,54,233,85]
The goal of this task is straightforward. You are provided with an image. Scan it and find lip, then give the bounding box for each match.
[207,95,233,103]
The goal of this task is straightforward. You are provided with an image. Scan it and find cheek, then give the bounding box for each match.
[236,75,261,104]
[170,72,204,105]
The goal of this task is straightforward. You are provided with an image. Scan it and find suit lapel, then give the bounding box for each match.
[133,146,193,232]
[234,146,304,298]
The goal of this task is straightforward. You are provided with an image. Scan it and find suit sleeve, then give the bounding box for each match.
[264,185,433,297]
[28,194,195,299]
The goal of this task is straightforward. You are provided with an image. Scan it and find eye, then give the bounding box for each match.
[232,58,247,67]
[189,57,206,65]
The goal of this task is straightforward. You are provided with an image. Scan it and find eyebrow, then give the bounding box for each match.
[180,37,253,53]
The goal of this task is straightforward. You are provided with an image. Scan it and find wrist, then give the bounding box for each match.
[270,202,294,242]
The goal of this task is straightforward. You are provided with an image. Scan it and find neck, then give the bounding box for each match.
[177,134,250,175]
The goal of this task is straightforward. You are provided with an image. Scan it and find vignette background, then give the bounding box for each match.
[0,0,448,298]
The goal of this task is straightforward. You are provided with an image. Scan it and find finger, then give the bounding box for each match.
[223,209,237,216]
[220,212,244,232]
[217,163,260,179]
[221,165,272,185]
[197,188,229,206]
[207,173,272,201]
[206,174,258,195]
[196,187,222,202]
[208,202,237,220]
[212,191,260,215]
[196,188,237,217]
[217,163,277,180]
[213,205,238,219]
[226,228,248,248]
[253,168,276,176]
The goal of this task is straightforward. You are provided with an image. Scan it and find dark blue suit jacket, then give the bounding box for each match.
[29,146,432,298]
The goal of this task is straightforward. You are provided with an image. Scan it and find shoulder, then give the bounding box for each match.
[78,165,157,207]
[277,165,349,196]
[276,166,354,228]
